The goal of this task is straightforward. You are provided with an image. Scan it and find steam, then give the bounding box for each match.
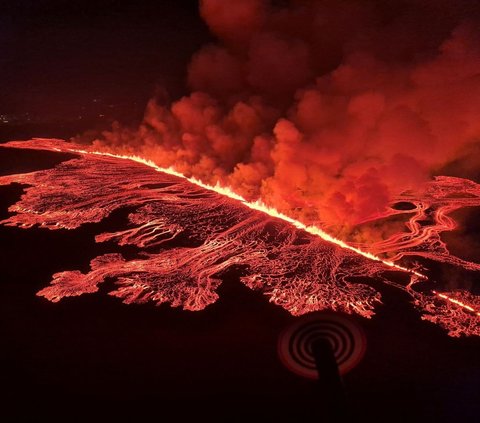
[91,0,480,234]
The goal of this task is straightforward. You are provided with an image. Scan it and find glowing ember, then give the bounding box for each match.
[1,139,479,337]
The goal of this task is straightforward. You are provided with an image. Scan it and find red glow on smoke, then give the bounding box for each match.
[87,0,480,238]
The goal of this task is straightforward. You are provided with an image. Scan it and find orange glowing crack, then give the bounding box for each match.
[70,147,426,279]
[433,291,480,316]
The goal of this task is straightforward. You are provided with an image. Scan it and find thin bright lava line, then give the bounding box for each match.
[433,290,480,316]
[68,147,426,278]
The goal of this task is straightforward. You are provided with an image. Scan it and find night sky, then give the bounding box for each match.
[1,1,480,421]
[0,0,209,118]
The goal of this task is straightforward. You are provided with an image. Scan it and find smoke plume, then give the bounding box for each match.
[90,0,480,235]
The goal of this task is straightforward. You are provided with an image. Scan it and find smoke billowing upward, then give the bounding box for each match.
[91,0,480,235]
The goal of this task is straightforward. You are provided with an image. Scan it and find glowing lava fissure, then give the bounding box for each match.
[1,138,479,337]
[75,145,425,276]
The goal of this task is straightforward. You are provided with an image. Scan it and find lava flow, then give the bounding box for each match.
[1,138,479,337]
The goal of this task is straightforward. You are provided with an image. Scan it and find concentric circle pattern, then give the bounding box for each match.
[278,312,367,379]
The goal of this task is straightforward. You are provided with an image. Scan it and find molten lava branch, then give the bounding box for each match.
[433,291,480,317]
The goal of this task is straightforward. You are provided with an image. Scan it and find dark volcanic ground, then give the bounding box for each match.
[0,138,479,421]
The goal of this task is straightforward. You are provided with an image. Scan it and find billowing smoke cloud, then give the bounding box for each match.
[91,0,480,235]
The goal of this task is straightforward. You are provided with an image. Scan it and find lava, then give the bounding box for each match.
[433,291,480,316]
[1,138,479,337]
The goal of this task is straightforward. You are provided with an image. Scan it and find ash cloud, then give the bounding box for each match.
[91,0,480,234]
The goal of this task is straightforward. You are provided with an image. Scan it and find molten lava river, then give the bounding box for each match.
[1,139,479,337]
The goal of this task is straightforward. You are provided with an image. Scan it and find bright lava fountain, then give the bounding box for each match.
[1,139,479,337]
